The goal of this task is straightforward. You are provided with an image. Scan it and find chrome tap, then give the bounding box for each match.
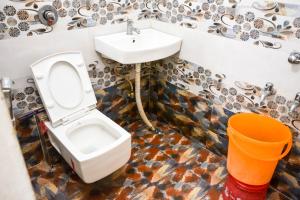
[126,19,140,35]
[44,11,55,25]
[38,5,58,26]
[290,92,300,113]
[288,51,300,64]
[260,82,276,104]
[1,77,15,124]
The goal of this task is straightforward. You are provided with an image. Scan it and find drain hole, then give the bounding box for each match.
[132,39,135,43]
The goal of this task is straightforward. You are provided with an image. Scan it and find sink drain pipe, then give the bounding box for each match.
[135,63,155,131]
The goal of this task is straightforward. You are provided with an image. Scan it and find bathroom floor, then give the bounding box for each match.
[18,116,290,200]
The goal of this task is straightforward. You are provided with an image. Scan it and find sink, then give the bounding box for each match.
[94,28,182,133]
[94,28,182,64]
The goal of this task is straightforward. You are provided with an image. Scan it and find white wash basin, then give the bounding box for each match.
[94,28,182,64]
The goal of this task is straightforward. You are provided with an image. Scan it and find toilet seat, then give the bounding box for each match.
[31,52,96,127]
[31,52,131,183]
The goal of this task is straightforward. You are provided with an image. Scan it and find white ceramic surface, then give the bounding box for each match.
[31,52,96,127]
[31,52,131,183]
[94,28,182,64]
[46,109,131,183]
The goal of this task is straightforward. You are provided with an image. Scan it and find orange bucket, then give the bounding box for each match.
[227,113,292,185]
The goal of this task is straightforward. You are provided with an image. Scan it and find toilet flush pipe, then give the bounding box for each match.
[135,63,155,131]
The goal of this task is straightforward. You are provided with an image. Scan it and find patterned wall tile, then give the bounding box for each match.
[0,0,149,40]
[149,0,300,49]
[12,76,44,119]
[3,1,299,197]
[154,55,300,130]
[10,56,151,120]
[150,54,300,199]
[1,0,299,48]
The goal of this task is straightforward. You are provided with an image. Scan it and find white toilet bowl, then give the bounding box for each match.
[31,52,131,183]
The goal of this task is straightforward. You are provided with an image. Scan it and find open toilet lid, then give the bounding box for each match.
[31,52,97,127]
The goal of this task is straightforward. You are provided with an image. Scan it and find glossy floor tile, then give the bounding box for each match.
[18,117,291,199]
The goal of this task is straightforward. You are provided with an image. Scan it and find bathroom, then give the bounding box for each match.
[0,0,299,199]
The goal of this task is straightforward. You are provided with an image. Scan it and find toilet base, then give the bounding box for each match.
[45,110,132,183]
[47,125,131,183]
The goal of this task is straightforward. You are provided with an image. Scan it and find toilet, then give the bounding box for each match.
[31,52,131,183]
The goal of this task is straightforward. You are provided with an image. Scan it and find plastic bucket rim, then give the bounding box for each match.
[228,113,291,146]
[227,126,292,161]
[227,127,291,147]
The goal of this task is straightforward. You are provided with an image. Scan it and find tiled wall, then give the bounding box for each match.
[17,73,151,168]
[11,57,151,119]
[2,0,299,46]
[146,1,300,197]
[151,0,300,49]
[5,0,299,123]
[155,56,300,130]
[0,0,148,40]
[0,0,150,118]
[150,55,300,199]
[2,0,300,199]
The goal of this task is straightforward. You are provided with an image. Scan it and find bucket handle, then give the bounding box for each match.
[228,127,292,162]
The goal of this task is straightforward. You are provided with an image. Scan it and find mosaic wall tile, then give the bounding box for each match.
[0,0,149,40]
[150,55,300,199]
[150,79,228,157]
[150,79,299,199]
[154,55,300,130]
[1,0,299,48]
[11,76,44,119]
[10,57,150,120]
[149,0,300,49]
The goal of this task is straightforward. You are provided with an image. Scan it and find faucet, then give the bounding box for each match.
[288,51,300,64]
[44,10,56,25]
[290,92,300,113]
[1,77,15,125]
[38,5,58,26]
[259,82,276,104]
[126,19,140,35]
